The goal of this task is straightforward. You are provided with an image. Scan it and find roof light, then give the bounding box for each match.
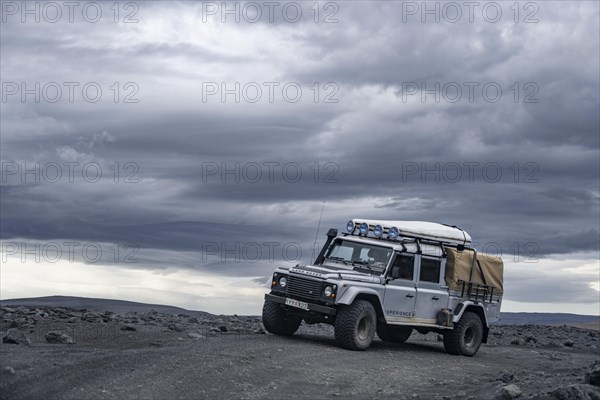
[359,222,369,236]
[388,226,399,240]
[373,224,383,238]
[346,220,355,233]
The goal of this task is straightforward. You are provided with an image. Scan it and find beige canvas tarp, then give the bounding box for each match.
[444,247,504,294]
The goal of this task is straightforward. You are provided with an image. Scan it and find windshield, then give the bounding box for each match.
[324,239,393,275]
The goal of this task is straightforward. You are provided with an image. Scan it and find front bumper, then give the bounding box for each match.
[265,293,337,316]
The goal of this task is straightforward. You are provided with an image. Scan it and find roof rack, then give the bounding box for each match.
[345,219,471,246]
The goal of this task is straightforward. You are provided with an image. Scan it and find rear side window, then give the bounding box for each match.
[420,257,441,283]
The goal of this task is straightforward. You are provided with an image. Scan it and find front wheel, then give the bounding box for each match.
[377,324,413,343]
[262,300,302,336]
[443,311,483,356]
[334,300,376,351]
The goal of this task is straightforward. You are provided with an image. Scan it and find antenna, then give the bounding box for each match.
[310,201,326,264]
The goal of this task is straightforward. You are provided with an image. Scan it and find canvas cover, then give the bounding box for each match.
[444,247,504,294]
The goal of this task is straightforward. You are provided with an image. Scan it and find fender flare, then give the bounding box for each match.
[336,286,383,306]
[453,301,489,327]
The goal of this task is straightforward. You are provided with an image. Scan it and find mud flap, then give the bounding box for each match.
[436,308,454,327]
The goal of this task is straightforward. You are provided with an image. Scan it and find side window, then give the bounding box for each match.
[390,254,414,281]
[420,257,441,283]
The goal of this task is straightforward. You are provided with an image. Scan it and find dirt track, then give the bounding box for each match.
[1,306,599,400]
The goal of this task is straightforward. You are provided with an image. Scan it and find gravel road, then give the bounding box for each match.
[1,306,599,400]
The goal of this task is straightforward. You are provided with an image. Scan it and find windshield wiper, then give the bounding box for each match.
[326,256,351,265]
[351,260,372,270]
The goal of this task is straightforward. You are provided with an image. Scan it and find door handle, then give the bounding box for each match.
[432,296,439,301]
[406,294,414,298]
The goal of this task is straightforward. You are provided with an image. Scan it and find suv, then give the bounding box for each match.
[262,219,504,356]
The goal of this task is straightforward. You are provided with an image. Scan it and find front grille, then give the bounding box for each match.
[287,275,322,300]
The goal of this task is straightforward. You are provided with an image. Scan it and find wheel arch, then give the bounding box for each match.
[354,293,385,322]
[337,287,385,322]
[454,302,489,343]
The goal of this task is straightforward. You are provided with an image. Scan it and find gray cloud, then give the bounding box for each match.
[1,1,598,310]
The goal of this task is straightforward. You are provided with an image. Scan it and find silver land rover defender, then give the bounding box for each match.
[262,219,504,356]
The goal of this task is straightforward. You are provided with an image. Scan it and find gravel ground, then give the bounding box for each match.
[1,306,599,400]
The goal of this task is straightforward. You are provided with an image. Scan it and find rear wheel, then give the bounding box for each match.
[334,300,376,350]
[443,311,483,356]
[376,324,413,343]
[262,300,302,336]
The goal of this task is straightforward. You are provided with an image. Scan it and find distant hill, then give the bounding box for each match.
[2,297,598,328]
[498,312,599,327]
[0,295,209,315]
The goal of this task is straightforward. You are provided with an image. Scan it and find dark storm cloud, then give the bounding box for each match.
[1,1,598,306]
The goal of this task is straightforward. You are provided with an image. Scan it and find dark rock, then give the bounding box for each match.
[188,317,199,324]
[526,384,600,400]
[168,323,184,332]
[2,329,30,345]
[497,370,516,383]
[564,339,575,347]
[120,324,137,331]
[82,312,103,322]
[525,336,537,344]
[45,331,74,344]
[1,366,16,375]
[585,361,600,386]
[511,338,523,346]
[495,384,522,400]
[218,325,227,332]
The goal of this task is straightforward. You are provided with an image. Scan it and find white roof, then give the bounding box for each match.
[352,219,471,244]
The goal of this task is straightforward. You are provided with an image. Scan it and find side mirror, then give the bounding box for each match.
[390,266,401,279]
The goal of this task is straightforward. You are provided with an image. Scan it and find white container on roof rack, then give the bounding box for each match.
[351,219,472,245]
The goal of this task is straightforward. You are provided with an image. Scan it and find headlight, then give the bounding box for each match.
[279,276,287,288]
[373,224,383,238]
[359,222,369,236]
[346,220,355,233]
[324,286,333,297]
[388,226,399,239]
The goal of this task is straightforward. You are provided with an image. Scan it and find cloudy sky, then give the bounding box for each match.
[1,1,598,315]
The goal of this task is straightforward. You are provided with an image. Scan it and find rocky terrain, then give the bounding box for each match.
[1,303,599,400]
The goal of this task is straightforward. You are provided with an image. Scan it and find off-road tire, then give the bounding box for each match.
[334,300,376,350]
[376,324,413,343]
[443,311,483,356]
[262,300,302,336]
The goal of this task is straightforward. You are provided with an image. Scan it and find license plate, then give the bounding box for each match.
[285,298,309,310]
